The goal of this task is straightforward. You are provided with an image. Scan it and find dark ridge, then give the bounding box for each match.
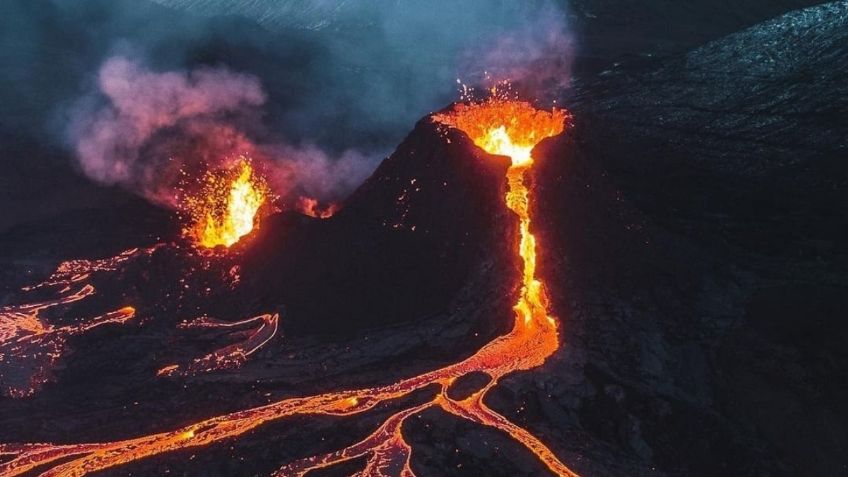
[239,117,515,336]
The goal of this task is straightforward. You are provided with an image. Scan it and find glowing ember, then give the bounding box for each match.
[183,158,270,248]
[295,196,339,219]
[0,99,577,477]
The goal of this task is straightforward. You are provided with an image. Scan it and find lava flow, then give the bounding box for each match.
[0,248,150,398]
[157,313,280,378]
[0,98,576,477]
[182,157,271,248]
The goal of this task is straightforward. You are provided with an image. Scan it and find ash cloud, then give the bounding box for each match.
[16,0,574,209]
[69,56,378,207]
[462,2,575,101]
[70,57,265,204]
[265,145,373,204]
[234,0,575,143]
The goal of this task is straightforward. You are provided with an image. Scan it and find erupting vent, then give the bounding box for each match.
[182,158,270,248]
[434,98,566,165]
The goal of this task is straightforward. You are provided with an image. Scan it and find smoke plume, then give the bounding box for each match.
[69,57,264,204]
[462,2,574,101]
[63,1,574,210]
[69,56,373,208]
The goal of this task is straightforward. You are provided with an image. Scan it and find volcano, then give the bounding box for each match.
[1,2,847,476]
[0,97,582,476]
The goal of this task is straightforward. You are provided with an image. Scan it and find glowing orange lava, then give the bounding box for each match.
[183,158,270,248]
[433,98,566,330]
[435,98,566,166]
[295,196,339,219]
[0,99,577,477]
[0,248,150,398]
[157,313,280,377]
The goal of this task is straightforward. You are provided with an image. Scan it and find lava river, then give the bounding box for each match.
[0,98,578,477]
[0,248,150,398]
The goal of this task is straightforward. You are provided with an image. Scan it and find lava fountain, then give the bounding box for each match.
[433,98,566,330]
[182,157,270,248]
[0,98,578,477]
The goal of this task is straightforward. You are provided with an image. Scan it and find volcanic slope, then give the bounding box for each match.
[521,3,848,475]
[239,115,518,338]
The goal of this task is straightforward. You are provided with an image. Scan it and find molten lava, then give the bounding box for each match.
[183,158,270,248]
[0,99,578,477]
[295,196,339,219]
[434,98,565,326]
[435,99,566,166]
[157,313,280,378]
[0,248,151,398]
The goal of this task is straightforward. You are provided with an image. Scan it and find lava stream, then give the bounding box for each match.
[157,313,280,377]
[0,248,152,398]
[0,99,577,477]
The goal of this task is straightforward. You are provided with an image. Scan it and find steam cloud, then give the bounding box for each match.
[64,0,573,209]
[69,56,373,208]
[463,2,574,101]
[71,57,263,204]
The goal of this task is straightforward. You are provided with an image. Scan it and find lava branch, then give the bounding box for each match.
[436,382,580,477]
[0,294,135,398]
[0,100,577,477]
[157,313,281,377]
[0,248,152,398]
[274,402,431,477]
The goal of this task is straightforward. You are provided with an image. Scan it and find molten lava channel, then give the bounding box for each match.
[0,99,577,477]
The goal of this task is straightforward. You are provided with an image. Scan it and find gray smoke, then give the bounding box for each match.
[70,57,264,201]
[55,0,573,207]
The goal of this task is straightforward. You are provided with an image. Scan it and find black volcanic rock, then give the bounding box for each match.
[572,2,848,237]
[239,117,517,336]
[564,0,823,71]
[515,3,848,476]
